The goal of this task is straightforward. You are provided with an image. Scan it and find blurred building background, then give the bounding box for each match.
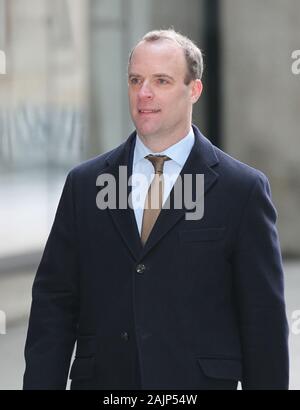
[0,0,299,389]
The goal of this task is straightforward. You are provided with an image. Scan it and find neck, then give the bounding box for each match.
[139,124,191,153]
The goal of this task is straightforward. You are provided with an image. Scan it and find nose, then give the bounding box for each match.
[138,81,154,99]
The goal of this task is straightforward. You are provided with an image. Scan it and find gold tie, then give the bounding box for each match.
[141,155,171,245]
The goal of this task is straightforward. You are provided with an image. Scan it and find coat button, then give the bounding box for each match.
[136,264,146,274]
[121,331,129,342]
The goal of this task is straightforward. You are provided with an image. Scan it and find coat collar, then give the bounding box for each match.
[100,125,219,260]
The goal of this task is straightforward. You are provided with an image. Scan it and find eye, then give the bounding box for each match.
[157,78,168,85]
[129,77,140,85]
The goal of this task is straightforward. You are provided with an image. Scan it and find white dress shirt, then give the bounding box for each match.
[131,128,195,235]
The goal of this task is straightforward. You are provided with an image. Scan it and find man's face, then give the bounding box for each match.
[128,40,202,142]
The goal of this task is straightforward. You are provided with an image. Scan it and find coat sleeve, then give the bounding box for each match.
[23,171,79,389]
[232,173,289,390]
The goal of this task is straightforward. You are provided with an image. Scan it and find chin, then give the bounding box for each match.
[136,127,153,138]
[136,125,159,138]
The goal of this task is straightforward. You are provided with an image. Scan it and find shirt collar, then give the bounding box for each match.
[133,127,194,167]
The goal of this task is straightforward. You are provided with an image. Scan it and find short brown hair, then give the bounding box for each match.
[128,29,204,85]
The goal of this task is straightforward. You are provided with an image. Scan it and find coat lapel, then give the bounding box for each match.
[140,125,220,257]
[100,131,143,261]
[99,126,219,261]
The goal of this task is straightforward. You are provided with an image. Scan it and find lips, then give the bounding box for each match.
[138,109,161,114]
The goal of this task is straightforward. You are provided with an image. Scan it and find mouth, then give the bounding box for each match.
[138,109,161,115]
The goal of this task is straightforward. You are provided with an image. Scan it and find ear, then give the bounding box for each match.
[191,79,203,104]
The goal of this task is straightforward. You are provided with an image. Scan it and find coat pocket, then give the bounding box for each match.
[69,357,95,381]
[197,357,242,381]
[179,228,226,243]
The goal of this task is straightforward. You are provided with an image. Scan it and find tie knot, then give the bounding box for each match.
[146,154,170,174]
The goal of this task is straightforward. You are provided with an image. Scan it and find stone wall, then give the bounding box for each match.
[222,0,300,256]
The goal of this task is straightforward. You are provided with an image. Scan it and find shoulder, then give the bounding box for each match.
[213,145,269,191]
[71,146,120,176]
[65,139,128,184]
[211,145,276,225]
[193,126,269,191]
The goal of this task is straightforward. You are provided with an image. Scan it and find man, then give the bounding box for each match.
[23,29,289,390]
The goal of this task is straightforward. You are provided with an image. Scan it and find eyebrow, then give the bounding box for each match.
[128,73,142,79]
[153,74,174,81]
[128,73,175,81]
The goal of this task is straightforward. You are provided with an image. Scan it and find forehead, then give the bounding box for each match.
[129,39,187,76]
